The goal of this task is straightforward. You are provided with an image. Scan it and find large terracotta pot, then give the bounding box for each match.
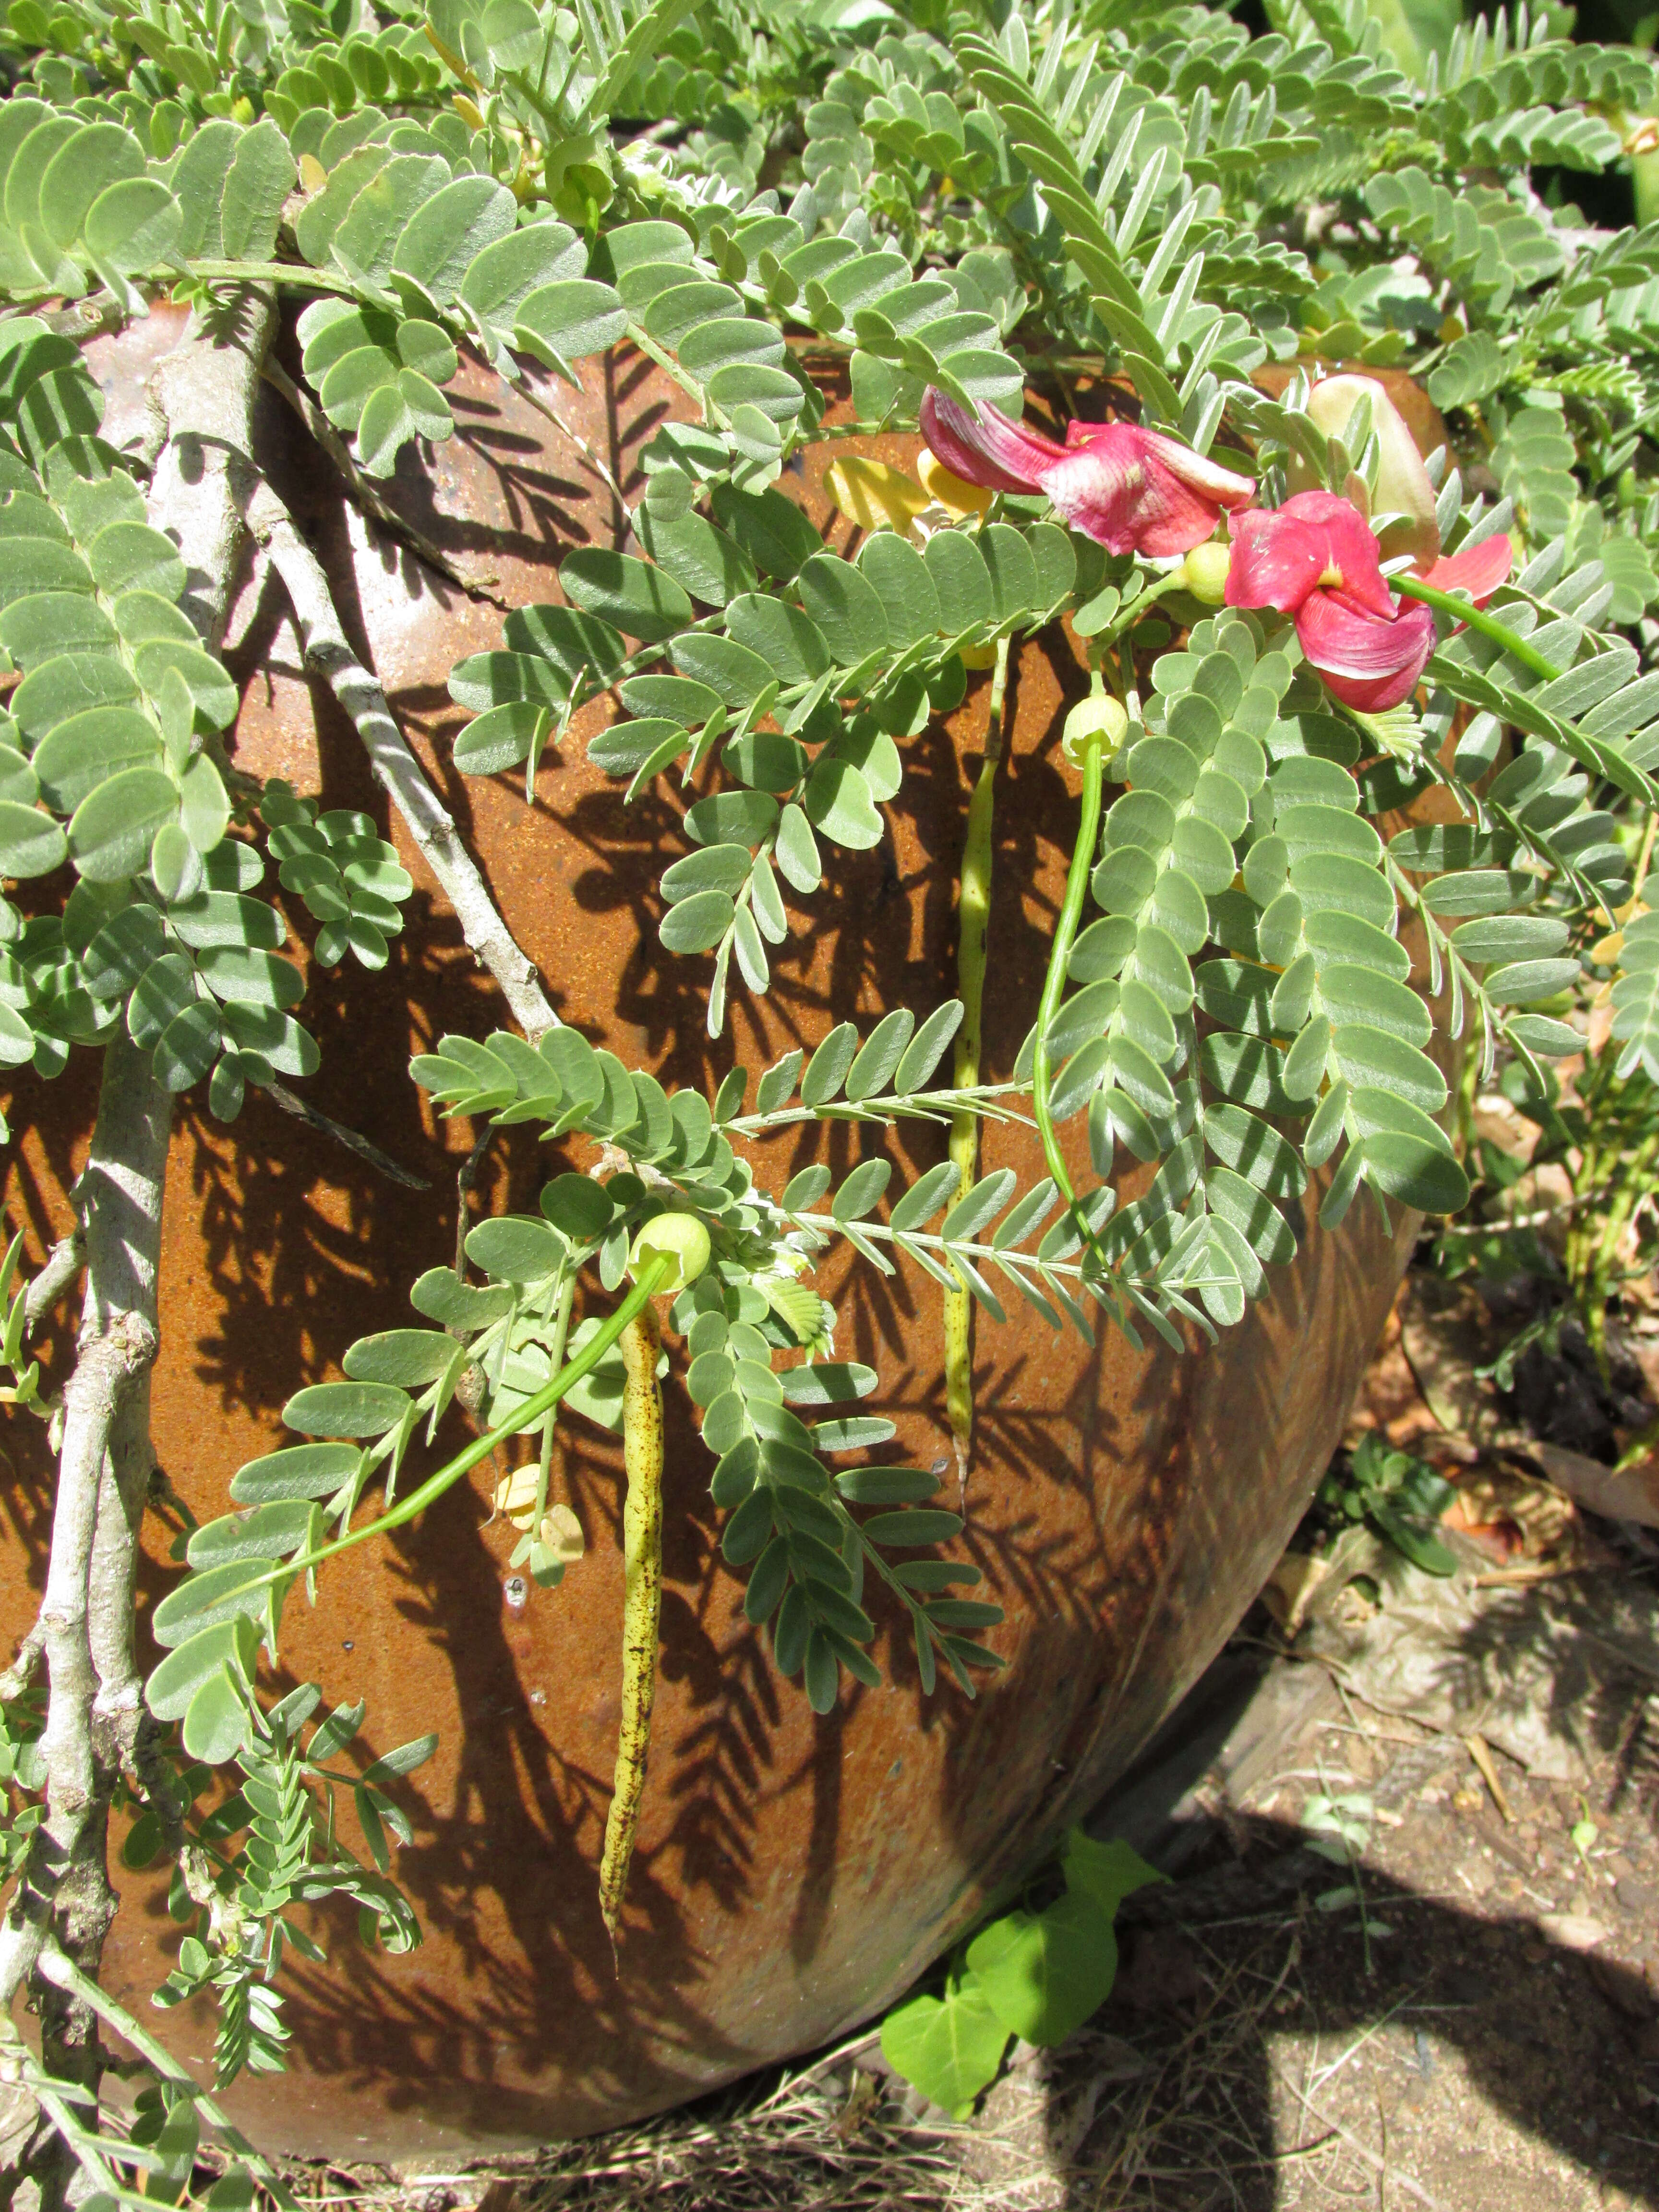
[0,318,1418,2159]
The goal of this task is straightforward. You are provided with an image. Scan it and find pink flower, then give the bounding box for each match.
[920,389,1255,558]
[1225,490,1513,713]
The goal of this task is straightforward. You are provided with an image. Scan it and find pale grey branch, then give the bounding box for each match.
[248,481,559,1042]
[23,1235,84,1338]
[4,295,275,2102]
[259,355,505,606]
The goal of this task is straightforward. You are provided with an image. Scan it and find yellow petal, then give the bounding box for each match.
[494,1465,540,1521]
[826,456,929,533]
[1590,929,1626,966]
[918,447,993,517]
[540,1503,585,1563]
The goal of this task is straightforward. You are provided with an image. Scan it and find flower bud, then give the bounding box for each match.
[1061,694,1128,769]
[1179,542,1231,604]
[1293,373,1440,567]
[629,1213,711,1292]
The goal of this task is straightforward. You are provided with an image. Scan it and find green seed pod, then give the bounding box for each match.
[1179,542,1232,605]
[1061,694,1128,769]
[629,1213,712,1292]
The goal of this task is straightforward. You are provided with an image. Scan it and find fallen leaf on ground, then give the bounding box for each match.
[1538,1913,1610,1951]
[1261,1551,1331,1636]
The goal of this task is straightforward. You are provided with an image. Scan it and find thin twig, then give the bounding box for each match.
[264,1079,430,1190]
[248,480,560,1042]
[512,363,629,538]
[24,1232,85,1336]
[0,1619,44,1703]
[456,1123,493,1278]
[259,357,507,607]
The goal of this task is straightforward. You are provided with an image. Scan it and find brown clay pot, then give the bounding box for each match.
[1,317,1418,2158]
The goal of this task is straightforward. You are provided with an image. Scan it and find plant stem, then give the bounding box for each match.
[23,1233,84,1336]
[172,1259,670,1622]
[1393,576,1562,681]
[944,634,1010,1491]
[258,356,499,604]
[33,1947,298,2207]
[1031,735,1108,1268]
[530,1271,577,1531]
[0,294,275,2156]
[625,317,715,420]
[184,260,360,295]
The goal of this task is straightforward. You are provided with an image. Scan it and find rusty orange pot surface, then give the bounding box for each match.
[2,322,1417,2158]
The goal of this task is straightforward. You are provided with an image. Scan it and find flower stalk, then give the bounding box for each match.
[945,634,1012,1490]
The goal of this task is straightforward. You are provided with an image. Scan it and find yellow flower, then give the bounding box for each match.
[918,447,994,517]
[1591,896,1649,967]
[826,457,930,534]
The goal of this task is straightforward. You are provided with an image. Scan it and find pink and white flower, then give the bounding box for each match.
[1225,489,1513,713]
[920,389,1255,558]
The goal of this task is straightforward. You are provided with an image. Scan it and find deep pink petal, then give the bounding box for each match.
[1037,426,1227,556]
[920,388,1064,496]
[1225,506,1328,614]
[1275,491,1395,617]
[1422,533,1513,606]
[1296,588,1433,678]
[1316,655,1436,713]
[1138,428,1255,511]
[1297,588,1437,710]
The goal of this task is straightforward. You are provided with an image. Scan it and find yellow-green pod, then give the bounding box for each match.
[597,1298,665,1950]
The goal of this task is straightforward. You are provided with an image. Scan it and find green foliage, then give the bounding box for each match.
[1436,1042,1659,1381]
[880,1829,1163,2115]
[1315,1432,1458,1574]
[141,1686,425,2085]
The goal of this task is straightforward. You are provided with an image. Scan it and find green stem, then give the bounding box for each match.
[1393,576,1561,682]
[34,1948,297,2205]
[182,260,361,296]
[530,1270,577,1531]
[1032,735,1107,1264]
[1107,569,1191,640]
[181,1260,669,1623]
[625,317,721,424]
[945,634,1011,1483]
[724,1079,1030,1139]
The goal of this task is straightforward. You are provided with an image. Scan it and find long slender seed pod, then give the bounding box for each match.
[945,635,1011,1492]
[598,1297,664,1955]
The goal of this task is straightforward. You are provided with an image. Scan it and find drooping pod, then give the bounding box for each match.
[597,1294,664,1955]
[597,1215,708,1954]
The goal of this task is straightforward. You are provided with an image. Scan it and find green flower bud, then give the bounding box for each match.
[1061,694,1128,769]
[629,1213,712,1292]
[1179,542,1231,605]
